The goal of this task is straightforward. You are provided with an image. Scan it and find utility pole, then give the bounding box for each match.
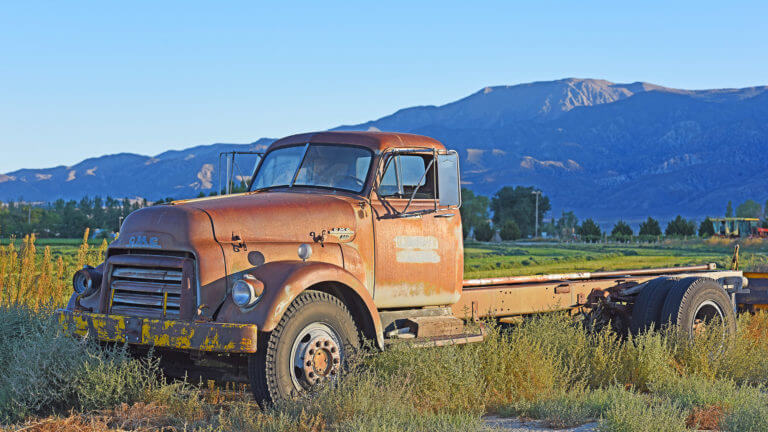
[534,192,539,238]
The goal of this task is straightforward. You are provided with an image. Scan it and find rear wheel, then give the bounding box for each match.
[629,277,679,335]
[248,290,360,406]
[660,277,736,336]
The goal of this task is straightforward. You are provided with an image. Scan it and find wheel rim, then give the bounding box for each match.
[289,322,343,391]
[692,300,725,334]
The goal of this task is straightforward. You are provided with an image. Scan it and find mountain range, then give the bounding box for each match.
[2,78,768,223]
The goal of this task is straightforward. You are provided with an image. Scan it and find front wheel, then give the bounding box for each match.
[248,290,360,406]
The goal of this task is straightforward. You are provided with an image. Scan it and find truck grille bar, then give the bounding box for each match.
[109,267,183,319]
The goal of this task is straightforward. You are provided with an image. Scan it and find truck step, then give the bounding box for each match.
[403,316,466,338]
[384,326,485,349]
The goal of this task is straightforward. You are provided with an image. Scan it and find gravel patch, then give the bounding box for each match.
[484,416,598,431]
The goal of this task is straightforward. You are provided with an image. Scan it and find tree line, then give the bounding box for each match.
[460,187,768,242]
[0,197,146,238]
[3,187,767,241]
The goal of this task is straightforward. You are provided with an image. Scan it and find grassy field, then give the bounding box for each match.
[464,238,768,279]
[2,236,768,431]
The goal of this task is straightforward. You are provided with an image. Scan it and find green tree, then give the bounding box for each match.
[736,199,762,218]
[555,211,578,239]
[665,215,696,237]
[541,217,556,238]
[726,201,733,217]
[499,220,521,241]
[490,186,550,238]
[459,188,490,239]
[578,218,601,242]
[610,220,633,241]
[639,217,662,237]
[698,218,715,237]
[474,221,494,242]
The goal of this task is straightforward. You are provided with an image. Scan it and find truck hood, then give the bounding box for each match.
[176,191,360,245]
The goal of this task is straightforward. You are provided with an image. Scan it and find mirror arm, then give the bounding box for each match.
[432,148,438,211]
[373,151,400,216]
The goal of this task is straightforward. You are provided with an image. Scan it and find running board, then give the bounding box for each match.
[383,327,486,349]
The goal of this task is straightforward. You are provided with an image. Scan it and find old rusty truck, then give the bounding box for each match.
[56,131,768,405]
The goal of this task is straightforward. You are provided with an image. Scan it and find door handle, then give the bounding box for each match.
[434,213,455,218]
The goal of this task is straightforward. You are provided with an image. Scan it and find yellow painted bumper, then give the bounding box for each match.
[55,310,258,353]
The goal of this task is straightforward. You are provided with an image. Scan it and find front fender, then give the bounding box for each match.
[216,261,383,347]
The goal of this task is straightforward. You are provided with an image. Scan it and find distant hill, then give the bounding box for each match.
[0,139,275,203]
[3,78,768,223]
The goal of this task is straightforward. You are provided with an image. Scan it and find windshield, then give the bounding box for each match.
[250,144,373,193]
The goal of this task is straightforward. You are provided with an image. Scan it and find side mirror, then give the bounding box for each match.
[437,151,461,207]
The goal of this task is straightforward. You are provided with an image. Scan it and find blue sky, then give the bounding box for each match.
[1,1,767,173]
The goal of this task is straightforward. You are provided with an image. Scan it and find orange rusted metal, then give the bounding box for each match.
[64,131,458,353]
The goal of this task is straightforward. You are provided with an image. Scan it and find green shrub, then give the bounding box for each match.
[618,330,679,392]
[473,222,494,242]
[597,392,686,432]
[0,306,161,423]
[611,220,633,240]
[721,403,768,432]
[522,386,618,427]
[499,220,521,241]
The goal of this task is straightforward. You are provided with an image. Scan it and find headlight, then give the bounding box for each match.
[72,266,102,297]
[232,274,264,308]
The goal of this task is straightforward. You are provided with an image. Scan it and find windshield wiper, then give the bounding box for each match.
[289,143,311,187]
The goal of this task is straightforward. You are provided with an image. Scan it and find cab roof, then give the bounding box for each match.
[267,131,445,153]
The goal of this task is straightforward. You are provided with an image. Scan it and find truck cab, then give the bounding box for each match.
[58,131,466,404]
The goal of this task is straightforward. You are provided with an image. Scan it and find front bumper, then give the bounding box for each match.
[55,309,258,354]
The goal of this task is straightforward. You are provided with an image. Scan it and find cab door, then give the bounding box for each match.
[370,150,463,309]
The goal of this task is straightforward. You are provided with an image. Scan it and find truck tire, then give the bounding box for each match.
[629,277,678,335]
[659,277,736,336]
[248,290,360,406]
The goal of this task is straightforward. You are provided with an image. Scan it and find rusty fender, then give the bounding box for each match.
[217,260,384,348]
[55,310,258,353]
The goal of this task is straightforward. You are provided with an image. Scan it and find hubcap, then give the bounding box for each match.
[290,323,343,390]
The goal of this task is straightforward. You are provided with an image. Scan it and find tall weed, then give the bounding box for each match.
[0,232,105,309]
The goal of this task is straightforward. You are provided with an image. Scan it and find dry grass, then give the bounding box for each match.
[3,312,768,431]
[0,230,106,310]
[4,237,768,430]
[685,404,725,430]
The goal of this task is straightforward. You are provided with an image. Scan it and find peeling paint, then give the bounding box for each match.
[55,310,257,353]
[394,235,440,263]
[396,250,440,263]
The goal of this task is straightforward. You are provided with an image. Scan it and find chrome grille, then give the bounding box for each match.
[109,266,183,319]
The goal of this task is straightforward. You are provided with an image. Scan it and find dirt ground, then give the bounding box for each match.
[483,416,598,431]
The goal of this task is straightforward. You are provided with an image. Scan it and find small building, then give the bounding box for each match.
[710,217,760,238]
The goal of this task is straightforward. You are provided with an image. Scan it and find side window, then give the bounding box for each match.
[378,154,436,199]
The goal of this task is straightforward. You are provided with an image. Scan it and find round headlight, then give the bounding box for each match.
[72,266,101,297]
[232,275,264,308]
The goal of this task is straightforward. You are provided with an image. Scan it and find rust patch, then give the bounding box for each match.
[55,310,258,353]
